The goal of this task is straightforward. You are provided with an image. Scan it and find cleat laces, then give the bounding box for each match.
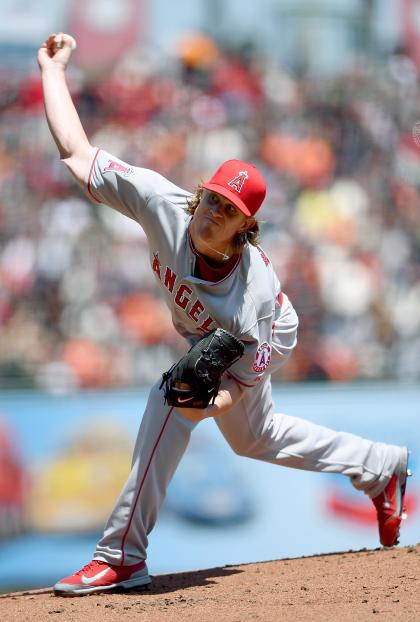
[74,560,107,576]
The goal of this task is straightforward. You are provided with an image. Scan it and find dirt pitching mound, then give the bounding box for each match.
[1,545,419,622]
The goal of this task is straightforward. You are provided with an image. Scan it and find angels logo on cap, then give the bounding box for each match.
[228,170,249,193]
[202,159,266,217]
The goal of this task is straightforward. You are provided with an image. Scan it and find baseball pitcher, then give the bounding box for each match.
[37,33,411,596]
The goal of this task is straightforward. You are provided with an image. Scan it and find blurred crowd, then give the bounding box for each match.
[0,35,419,390]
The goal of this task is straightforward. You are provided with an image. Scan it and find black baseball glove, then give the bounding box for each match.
[160,328,244,409]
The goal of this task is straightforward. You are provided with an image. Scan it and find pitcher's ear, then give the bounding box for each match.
[239,218,256,233]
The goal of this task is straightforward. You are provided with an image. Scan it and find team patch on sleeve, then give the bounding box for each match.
[257,247,270,266]
[253,342,271,372]
[103,160,133,177]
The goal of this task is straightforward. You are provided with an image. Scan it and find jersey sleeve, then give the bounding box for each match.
[227,338,266,389]
[226,305,274,388]
[227,282,298,389]
[228,304,298,388]
[84,147,190,225]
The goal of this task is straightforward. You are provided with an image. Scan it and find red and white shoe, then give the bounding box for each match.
[53,559,151,595]
[372,448,411,547]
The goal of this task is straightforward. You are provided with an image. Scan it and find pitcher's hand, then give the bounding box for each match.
[38,33,77,72]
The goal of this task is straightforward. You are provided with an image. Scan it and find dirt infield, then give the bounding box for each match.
[2,545,419,622]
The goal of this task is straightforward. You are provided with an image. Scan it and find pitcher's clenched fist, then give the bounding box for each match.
[38,33,77,71]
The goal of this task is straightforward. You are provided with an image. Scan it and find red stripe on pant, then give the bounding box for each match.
[120,407,174,565]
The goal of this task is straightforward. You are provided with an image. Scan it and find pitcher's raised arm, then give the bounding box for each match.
[38,32,92,183]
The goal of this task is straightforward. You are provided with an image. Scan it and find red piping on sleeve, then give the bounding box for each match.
[87,148,102,203]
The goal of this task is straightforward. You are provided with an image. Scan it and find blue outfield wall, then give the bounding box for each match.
[0,382,418,591]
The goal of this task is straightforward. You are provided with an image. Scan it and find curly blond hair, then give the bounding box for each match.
[185,186,261,255]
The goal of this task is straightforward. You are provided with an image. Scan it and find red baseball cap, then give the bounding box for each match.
[202,159,266,217]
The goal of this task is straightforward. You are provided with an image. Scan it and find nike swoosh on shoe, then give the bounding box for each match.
[81,567,111,585]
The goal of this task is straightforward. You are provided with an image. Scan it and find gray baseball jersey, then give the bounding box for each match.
[83,148,405,567]
[86,148,298,391]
